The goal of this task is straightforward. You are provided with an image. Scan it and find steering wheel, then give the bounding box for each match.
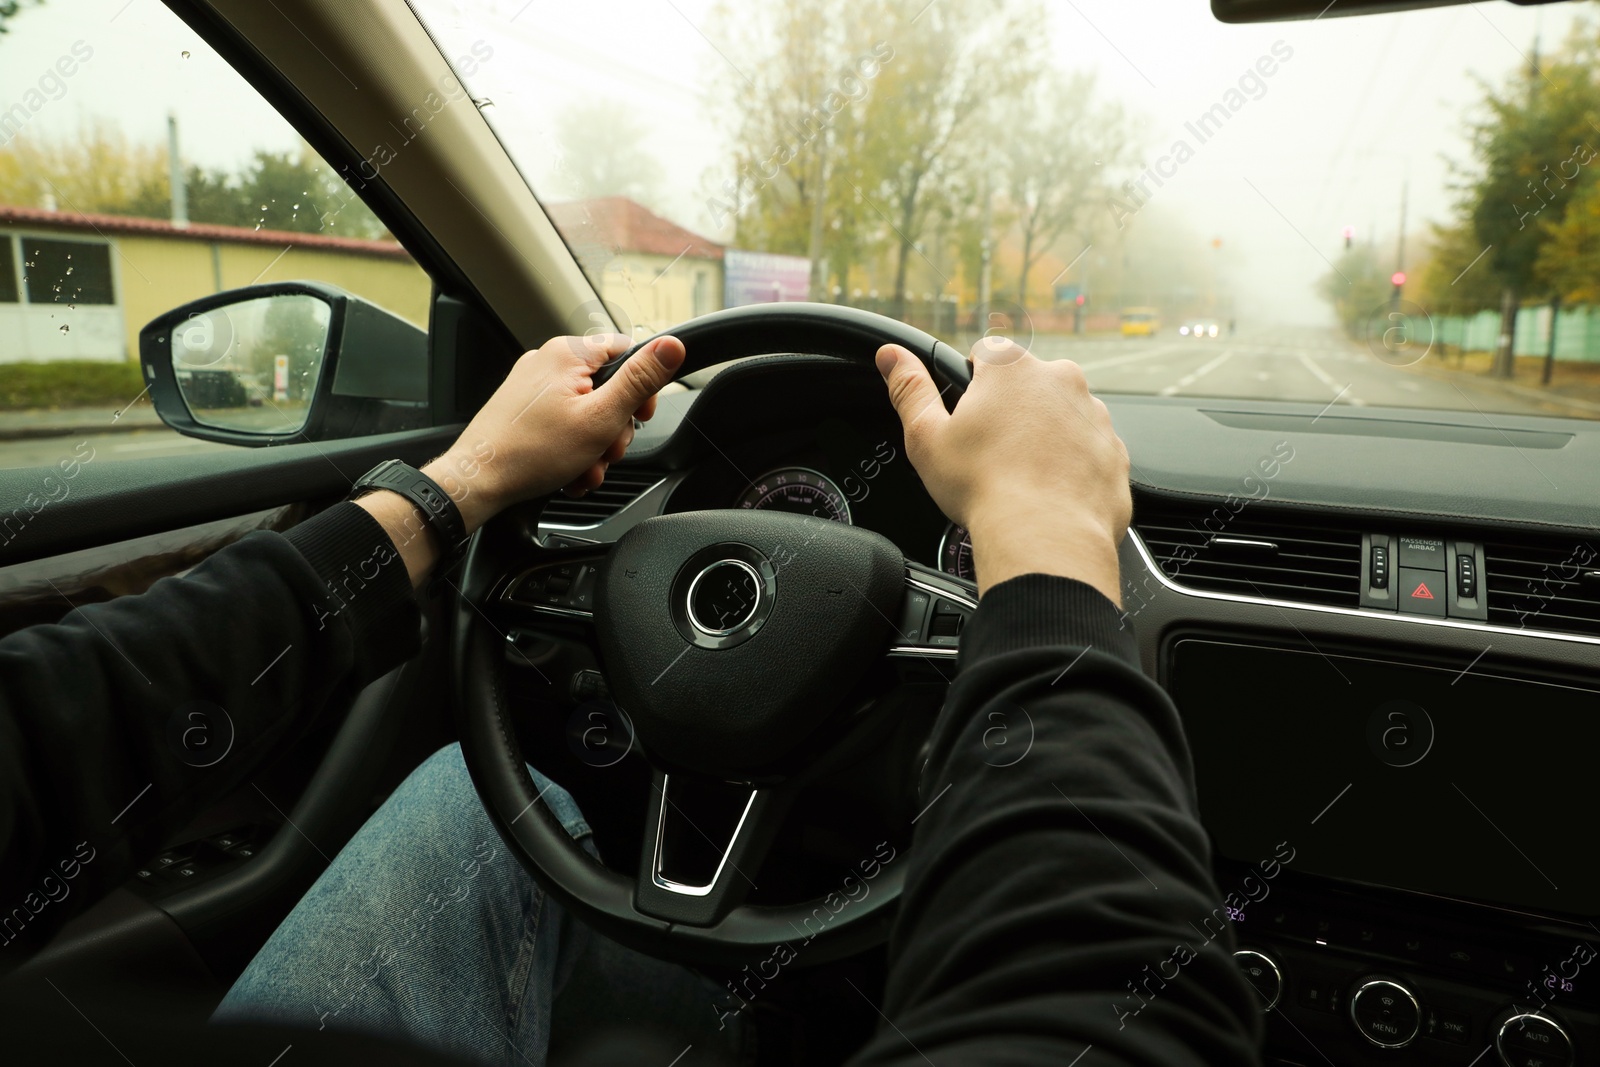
[454,303,977,966]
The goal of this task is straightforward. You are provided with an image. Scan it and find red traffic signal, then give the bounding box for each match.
[1391,271,1407,287]
[1074,294,1086,306]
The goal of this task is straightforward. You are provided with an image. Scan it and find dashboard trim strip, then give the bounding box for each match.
[1127,529,1600,648]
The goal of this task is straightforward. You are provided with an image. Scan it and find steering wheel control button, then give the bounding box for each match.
[899,588,931,642]
[687,559,763,636]
[1398,535,1447,570]
[1497,1013,1574,1067]
[1397,567,1447,616]
[1349,978,1421,1049]
[892,566,976,653]
[927,598,971,647]
[1232,949,1283,1011]
[504,558,602,615]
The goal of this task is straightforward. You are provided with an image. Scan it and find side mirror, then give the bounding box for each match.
[139,281,430,447]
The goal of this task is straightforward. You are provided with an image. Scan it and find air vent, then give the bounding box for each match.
[540,468,665,528]
[1135,506,1362,607]
[1483,538,1600,638]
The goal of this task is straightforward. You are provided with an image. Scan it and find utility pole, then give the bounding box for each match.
[806,128,828,302]
[1543,294,1561,385]
[1392,178,1407,309]
[167,112,188,229]
[976,180,993,337]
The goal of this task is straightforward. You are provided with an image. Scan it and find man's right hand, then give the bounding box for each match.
[875,337,1131,604]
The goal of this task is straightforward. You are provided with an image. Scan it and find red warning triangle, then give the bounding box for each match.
[1410,580,1435,600]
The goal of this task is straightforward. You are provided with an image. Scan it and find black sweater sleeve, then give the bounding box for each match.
[850,574,1263,1066]
[0,503,419,966]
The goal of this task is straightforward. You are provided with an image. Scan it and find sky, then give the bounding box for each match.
[0,0,1587,326]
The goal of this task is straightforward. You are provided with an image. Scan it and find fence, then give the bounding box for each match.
[1432,305,1600,362]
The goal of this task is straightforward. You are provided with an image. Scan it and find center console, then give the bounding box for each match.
[1168,638,1600,1066]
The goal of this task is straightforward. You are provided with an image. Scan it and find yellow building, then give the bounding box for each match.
[544,197,723,336]
[0,204,430,365]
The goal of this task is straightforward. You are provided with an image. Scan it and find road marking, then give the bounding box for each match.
[1296,352,1366,406]
[1075,341,1194,373]
[1159,350,1232,395]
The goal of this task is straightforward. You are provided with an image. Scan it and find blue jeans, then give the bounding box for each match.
[214,744,746,1066]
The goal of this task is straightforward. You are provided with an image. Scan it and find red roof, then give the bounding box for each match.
[0,204,413,260]
[545,196,722,260]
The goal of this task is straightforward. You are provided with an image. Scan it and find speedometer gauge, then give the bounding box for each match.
[940,522,974,582]
[736,467,852,524]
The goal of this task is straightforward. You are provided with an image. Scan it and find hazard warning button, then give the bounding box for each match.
[1397,567,1447,617]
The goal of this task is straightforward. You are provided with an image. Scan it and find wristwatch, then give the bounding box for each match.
[349,459,469,552]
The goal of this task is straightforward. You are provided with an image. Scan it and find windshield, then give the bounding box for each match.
[415,0,1600,422]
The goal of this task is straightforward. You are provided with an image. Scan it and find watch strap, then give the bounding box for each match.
[350,459,468,550]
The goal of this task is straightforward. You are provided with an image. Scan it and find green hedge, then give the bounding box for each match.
[0,361,145,411]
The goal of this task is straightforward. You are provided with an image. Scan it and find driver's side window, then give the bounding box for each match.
[0,0,430,472]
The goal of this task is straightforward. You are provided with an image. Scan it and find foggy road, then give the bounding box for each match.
[0,324,1591,476]
[1029,325,1586,420]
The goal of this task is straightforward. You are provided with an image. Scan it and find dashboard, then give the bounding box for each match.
[530,355,1600,1067]
[655,418,974,582]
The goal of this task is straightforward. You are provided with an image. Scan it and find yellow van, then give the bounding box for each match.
[1120,307,1160,337]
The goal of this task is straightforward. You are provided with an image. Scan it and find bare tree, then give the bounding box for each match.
[1004,71,1131,311]
[853,0,1041,318]
[550,97,664,208]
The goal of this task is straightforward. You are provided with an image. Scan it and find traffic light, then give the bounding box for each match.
[1391,270,1405,305]
[1074,294,1086,306]
[1342,225,1354,250]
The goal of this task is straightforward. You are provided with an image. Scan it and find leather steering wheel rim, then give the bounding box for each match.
[453,303,972,966]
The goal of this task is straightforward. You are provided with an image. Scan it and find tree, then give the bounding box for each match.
[549,98,664,208]
[1317,243,1392,337]
[1538,172,1600,303]
[1455,34,1600,376]
[0,124,387,239]
[854,0,1040,317]
[1414,219,1502,319]
[0,119,167,214]
[0,0,42,35]
[1001,70,1130,311]
[227,147,387,238]
[706,0,877,295]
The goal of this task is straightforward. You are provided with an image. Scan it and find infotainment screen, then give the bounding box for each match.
[1168,639,1600,919]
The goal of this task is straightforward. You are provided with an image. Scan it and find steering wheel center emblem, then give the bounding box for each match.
[669,545,779,651]
[687,559,762,636]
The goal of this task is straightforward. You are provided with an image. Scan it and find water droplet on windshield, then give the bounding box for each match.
[65,267,73,275]
[58,324,69,334]
[181,50,191,59]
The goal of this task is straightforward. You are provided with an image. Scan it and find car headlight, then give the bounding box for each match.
[1179,326,1190,335]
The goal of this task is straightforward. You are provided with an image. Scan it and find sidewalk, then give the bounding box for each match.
[1406,350,1600,418]
[0,403,165,440]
